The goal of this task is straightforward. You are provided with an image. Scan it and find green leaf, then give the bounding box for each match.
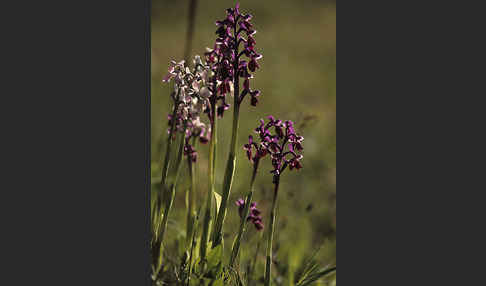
[213,191,222,215]
[211,278,224,286]
[205,244,223,278]
[154,246,164,280]
[206,244,222,269]
[296,266,336,286]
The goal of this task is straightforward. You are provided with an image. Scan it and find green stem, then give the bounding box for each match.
[200,108,217,260]
[151,96,179,269]
[229,159,259,266]
[212,18,242,247]
[213,75,240,248]
[161,99,179,192]
[183,0,197,250]
[153,100,179,235]
[264,177,280,286]
[186,137,197,247]
[158,128,186,254]
[186,207,200,286]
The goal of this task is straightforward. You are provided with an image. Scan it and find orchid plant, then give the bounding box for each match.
[151,3,335,286]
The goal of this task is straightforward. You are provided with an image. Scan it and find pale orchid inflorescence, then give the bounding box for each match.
[163,55,213,161]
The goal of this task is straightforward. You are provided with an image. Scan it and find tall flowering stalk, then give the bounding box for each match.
[248,116,304,286]
[151,81,181,274]
[157,127,185,257]
[229,197,264,267]
[209,2,263,249]
[229,134,267,266]
[151,87,176,242]
[183,58,211,251]
[199,55,219,260]
[155,58,211,272]
[184,120,209,247]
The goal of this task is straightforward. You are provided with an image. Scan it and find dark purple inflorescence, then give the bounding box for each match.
[243,134,268,164]
[236,198,264,231]
[246,116,304,183]
[204,2,262,118]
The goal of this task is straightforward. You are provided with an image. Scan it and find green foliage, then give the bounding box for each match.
[206,244,223,278]
[151,1,336,285]
[295,248,336,286]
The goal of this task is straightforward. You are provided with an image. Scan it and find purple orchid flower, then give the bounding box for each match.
[247,116,304,183]
[204,2,262,113]
[236,198,264,231]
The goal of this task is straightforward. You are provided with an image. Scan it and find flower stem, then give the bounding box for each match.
[157,128,186,255]
[151,96,179,263]
[160,99,178,193]
[155,106,177,223]
[212,21,241,247]
[186,210,199,286]
[264,176,280,286]
[212,103,239,247]
[229,159,259,266]
[185,137,197,248]
[200,104,217,260]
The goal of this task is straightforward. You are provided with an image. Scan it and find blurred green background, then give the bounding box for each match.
[152,0,335,281]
